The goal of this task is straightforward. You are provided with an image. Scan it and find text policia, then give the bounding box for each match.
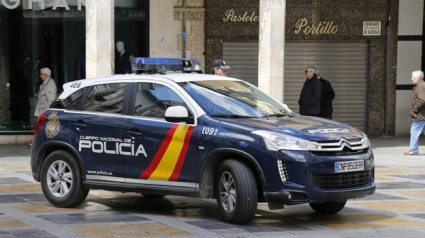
[78,136,148,157]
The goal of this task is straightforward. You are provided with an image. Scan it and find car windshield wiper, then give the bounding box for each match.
[263,113,286,118]
[210,114,256,118]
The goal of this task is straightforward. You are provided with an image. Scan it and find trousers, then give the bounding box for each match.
[409,121,425,153]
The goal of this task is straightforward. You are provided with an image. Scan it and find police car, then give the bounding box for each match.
[31,58,375,224]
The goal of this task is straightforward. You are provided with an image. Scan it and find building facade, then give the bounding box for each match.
[206,0,399,136]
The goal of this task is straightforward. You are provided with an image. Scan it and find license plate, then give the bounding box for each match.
[334,160,364,173]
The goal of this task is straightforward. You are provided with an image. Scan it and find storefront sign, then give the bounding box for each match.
[363,21,381,36]
[294,18,338,35]
[223,9,259,22]
[0,0,86,10]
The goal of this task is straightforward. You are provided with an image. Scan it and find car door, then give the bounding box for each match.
[69,82,130,180]
[124,82,198,186]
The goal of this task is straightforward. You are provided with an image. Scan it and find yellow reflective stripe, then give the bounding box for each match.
[148,125,189,181]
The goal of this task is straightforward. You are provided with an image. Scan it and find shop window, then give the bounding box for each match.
[114,0,149,74]
[0,0,149,132]
[0,1,86,132]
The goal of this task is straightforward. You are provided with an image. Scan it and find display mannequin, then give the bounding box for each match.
[115,41,133,74]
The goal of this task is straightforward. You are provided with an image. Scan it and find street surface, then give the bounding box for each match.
[0,137,425,238]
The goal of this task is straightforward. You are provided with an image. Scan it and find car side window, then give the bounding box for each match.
[51,87,88,110]
[134,83,189,119]
[83,83,126,114]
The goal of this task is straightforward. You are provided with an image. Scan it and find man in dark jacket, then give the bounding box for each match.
[404,70,425,155]
[298,66,321,116]
[317,74,335,119]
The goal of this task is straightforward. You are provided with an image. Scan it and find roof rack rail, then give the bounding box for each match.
[131,57,203,74]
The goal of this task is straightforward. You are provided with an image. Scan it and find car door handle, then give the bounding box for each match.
[72,122,86,128]
[127,130,143,136]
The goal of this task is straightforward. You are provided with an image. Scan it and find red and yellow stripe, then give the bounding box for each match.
[139,124,194,181]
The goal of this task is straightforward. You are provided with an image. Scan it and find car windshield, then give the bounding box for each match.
[179,80,292,118]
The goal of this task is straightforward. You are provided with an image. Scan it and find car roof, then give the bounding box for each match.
[160,73,241,82]
[58,73,242,100]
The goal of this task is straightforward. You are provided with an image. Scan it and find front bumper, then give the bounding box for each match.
[265,183,376,204]
[262,148,375,204]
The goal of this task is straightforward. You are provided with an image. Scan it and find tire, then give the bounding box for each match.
[142,194,166,199]
[215,159,258,224]
[40,150,89,207]
[309,201,347,214]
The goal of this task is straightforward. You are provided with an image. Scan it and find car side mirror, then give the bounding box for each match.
[165,106,193,124]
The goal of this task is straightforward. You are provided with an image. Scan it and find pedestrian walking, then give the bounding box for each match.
[34,68,57,117]
[317,74,335,119]
[298,66,321,116]
[404,70,425,155]
[211,59,230,76]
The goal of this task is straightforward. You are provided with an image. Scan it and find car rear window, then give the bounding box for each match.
[50,87,89,110]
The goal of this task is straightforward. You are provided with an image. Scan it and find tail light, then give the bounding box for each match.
[33,114,47,137]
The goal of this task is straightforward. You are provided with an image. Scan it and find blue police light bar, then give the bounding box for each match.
[132,57,202,74]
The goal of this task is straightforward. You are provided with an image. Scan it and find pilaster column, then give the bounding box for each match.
[86,0,114,78]
[149,0,174,57]
[258,0,286,102]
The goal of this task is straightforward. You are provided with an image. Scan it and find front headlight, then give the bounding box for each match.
[360,131,371,147]
[252,130,320,151]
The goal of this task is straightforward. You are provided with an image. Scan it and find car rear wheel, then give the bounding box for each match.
[41,150,89,207]
[309,201,347,214]
[215,159,258,224]
[141,194,166,199]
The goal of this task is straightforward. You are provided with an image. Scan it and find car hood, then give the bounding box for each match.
[218,115,363,141]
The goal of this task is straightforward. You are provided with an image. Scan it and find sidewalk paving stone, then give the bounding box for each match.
[68,223,191,238]
[356,201,425,212]
[0,185,41,194]
[37,211,149,225]
[376,182,425,189]
[295,214,425,230]
[0,217,29,229]
[389,174,425,180]
[393,190,425,199]
[6,229,57,238]
[0,196,27,204]
[0,179,32,185]
[355,193,406,201]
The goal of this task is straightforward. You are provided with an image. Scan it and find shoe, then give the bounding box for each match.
[403,151,419,155]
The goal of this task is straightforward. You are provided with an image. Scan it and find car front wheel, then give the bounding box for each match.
[309,201,347,214]
[41,150,89,207]
[215,159,258,224]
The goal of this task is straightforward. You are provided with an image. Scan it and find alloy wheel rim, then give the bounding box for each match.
[219,171,237,213]
[46,160,73,198]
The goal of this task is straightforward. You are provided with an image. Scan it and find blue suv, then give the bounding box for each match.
[31,59,375,224]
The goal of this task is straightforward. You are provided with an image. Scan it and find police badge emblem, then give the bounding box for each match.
[45,112,60,139]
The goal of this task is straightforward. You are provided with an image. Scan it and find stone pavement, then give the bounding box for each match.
[0,137,425,238]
